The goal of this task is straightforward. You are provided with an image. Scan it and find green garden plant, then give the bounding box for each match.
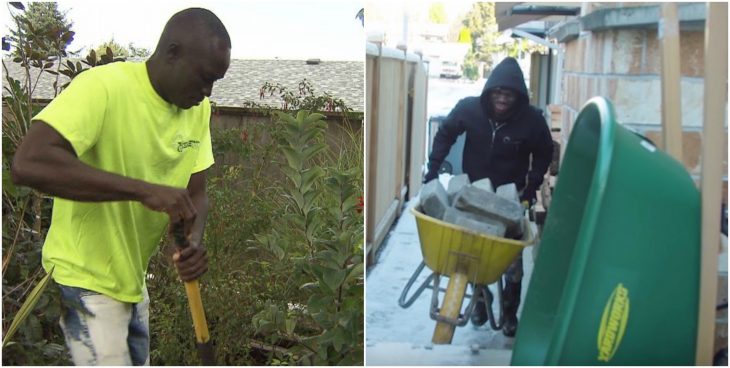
[2,266,54,347]
[2,3,72,364]
[146,118,283,365]
[2,3,125,364]
[251,110,363,365]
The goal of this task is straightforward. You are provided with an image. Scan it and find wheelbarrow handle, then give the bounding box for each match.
[398,262,436,309]
[484,278,506,331]
[172,222,215,365]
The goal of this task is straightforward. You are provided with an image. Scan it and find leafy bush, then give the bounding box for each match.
[250,111,363,365]
[3,3,130,365]
[463,62,481,81]
[147,117,286,365]
[147,95,363,365]
[2,3,96,364]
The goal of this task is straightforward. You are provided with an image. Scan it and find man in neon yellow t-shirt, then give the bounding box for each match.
[11,8,230,365]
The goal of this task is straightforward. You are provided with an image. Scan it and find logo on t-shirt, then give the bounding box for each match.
[177,140,200,152]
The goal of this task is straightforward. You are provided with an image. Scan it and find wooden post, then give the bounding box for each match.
[660,3,683,162]
[365,45,381,266]
[395,43,408,211]
[695,2,727,365]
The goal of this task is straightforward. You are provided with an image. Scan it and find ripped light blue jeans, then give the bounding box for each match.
[58,284,150,366]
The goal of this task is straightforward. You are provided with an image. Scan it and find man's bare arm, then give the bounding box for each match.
[11,121,196,224]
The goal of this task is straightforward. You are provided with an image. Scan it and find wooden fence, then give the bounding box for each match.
[365,42,429,265]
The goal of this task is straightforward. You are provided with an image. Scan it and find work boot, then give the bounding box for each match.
[503,313,518,337]
[501,279,522,337]
[470,286,492,327]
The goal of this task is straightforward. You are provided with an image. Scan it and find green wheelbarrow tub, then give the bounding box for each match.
[512,97,700,365]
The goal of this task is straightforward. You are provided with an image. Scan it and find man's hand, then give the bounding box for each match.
[423,170,438,184]
[170,172,209,282]
[139,184,197,224]
[519,180,539,205]
[172,235,208,282]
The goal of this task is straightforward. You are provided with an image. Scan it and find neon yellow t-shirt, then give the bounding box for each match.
[35,61,214,303]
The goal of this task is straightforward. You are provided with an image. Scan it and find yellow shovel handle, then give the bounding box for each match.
[183,280,210,343]
[173,222,215,364]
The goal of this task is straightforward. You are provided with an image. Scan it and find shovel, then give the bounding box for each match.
[173,223,215,365]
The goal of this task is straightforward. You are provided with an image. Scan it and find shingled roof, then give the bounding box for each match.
[2,58,364,112]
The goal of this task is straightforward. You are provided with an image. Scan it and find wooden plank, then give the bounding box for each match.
[695,2,727,364]
[659,2,683,162]
[395,50,408,209]
[377,59,401,223]
[408,58,428,199]
[365,51,380,265]
[370,57,398,263]
[370,199,400,261]
[368,55,406,264]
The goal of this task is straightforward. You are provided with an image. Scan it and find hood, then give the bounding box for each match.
[480,57,529,116]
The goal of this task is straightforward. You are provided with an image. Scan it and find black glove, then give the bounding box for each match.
[423,170,438,184]
[520,184,538,205]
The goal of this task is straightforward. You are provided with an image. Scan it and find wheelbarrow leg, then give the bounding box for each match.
[432,271,468,344]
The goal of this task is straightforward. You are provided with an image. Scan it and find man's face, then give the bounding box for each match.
[167,38,230,109]
[489,87,517,118]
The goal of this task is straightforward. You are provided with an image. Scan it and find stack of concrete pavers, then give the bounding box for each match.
[421,175,525,239]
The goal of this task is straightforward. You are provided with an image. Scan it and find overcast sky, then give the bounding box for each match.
[2,0,364,60]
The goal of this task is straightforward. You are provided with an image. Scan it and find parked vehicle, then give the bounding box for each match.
[440,60,462,79]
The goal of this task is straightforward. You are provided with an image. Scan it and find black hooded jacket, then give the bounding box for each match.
[425,57,553,201]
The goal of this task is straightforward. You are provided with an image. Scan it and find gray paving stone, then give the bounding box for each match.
[496,183,524,238]
[496,183,520,203]
[472,178,494,193]
[453,185,524,227]
[443,207,507,237]
[506,218,525,240]
[447,174,470,204]
[421,179,449,219]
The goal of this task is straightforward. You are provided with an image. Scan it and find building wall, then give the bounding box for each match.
[558,26,727,203]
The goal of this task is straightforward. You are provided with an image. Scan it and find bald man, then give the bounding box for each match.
[11,8,231,365]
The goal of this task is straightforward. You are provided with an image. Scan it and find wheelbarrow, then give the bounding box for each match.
[511,97,701,365]
[399,205,534,344]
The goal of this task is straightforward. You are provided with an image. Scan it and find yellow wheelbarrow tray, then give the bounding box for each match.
[412,206,534,283]
[399,204,535,344]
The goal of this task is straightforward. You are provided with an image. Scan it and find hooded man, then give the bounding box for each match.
[424,57,553,337]
[11,8,230,365]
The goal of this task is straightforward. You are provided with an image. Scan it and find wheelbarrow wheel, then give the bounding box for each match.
[432,272,468,344]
